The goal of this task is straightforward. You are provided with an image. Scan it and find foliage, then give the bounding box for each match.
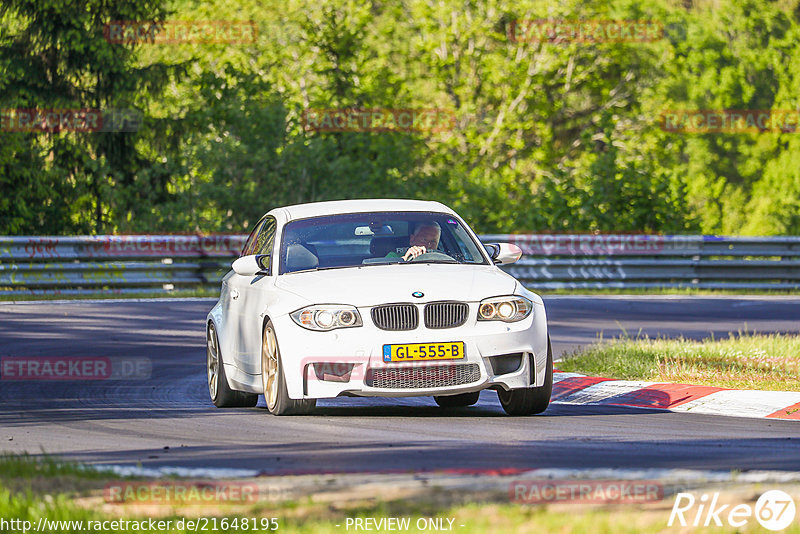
[1,0,799,235]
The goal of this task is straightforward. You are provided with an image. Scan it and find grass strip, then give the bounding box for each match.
[0,453,112,480]
[8,484,799,534]
[558,333,800,391]
[2,455,800,533]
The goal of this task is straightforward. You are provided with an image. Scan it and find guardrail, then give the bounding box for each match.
[1,234,799,295]
[484,234,800,290]
[0,235,246,295]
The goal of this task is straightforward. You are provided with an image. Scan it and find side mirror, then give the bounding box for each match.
[232,254,269,276]
[484,243,523,265]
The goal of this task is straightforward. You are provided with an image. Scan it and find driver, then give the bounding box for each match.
[387,222,441,261]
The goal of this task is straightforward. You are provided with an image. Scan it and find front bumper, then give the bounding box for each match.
[272,301,549,400]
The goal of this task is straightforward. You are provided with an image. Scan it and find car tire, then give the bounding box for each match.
[497,335,553,416]
[434,391,480,408]
[262,320,316,416]
[207,322,258,408]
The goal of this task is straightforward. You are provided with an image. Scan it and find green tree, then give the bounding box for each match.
[0,0,185,234]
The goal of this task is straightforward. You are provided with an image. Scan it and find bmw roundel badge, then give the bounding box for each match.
[412,291,424,298]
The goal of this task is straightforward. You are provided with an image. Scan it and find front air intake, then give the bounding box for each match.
[366,363,480,388]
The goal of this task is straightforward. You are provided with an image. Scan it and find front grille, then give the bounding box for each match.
[371,303,418,331]
[366,363,480,389]
[424,301,468,329]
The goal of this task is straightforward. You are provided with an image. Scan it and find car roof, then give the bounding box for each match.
[274,199,456,221]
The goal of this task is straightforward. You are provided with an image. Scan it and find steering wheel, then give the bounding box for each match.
[409,251,456,262]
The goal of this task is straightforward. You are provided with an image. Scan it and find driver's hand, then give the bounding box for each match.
[402,246,426,261]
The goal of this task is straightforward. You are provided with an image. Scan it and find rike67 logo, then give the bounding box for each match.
[669,490,797,531]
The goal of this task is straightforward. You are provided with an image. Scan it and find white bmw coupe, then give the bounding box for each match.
[206,199,552,415]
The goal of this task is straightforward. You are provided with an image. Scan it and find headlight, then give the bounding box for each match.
[290,305,363,331]
[477,296,532,322]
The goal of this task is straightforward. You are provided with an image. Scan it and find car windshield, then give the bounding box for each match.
[280,211,489,274]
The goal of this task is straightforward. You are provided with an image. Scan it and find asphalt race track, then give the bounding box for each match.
[1,296,799,474]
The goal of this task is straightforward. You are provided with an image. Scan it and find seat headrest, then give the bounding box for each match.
[370,236,407,257]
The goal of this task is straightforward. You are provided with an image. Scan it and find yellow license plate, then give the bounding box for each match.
[382,342,466,362]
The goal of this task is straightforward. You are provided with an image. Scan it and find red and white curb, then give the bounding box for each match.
[552,372,800,420]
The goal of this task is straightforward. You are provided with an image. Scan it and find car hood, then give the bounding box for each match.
[275,264,518,307]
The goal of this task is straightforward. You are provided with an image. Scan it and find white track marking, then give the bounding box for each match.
[99,465,260,478]
[552,372,587,383]
[92,464,800,486]
[671,390,800,418]
[555,380,657,405]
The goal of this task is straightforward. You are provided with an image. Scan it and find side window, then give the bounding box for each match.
[254,217,277,272]
[241,217,267,257]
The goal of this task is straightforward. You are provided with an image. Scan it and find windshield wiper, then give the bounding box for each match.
[408,258,459,264]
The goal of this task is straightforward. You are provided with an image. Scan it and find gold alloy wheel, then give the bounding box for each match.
[262,324,279,411]
[206,325,219,400]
